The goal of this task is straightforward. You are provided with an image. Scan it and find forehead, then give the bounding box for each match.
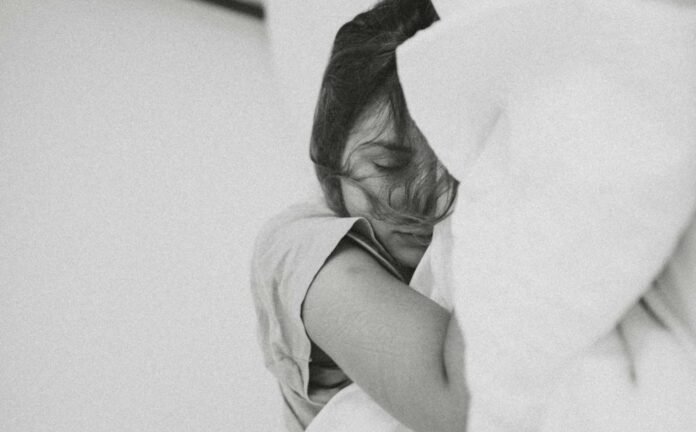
[341,103,397,164]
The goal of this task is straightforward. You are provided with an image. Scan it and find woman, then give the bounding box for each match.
[250,1,468,431]
[253,0,696,430]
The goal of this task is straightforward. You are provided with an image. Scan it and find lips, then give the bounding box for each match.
[394,230,433,245]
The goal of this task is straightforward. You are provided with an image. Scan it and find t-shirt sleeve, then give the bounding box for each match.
[249,201,367,401]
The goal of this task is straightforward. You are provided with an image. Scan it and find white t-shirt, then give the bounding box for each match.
[250,199,408,431]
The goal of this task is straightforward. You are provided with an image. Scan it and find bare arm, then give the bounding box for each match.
[302,238,468,432]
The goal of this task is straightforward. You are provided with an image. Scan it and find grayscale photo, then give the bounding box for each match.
[2,1,696,431]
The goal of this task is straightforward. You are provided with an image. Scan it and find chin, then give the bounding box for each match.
[393,247,426,269]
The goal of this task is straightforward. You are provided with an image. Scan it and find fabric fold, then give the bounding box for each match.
[398,0,696,430]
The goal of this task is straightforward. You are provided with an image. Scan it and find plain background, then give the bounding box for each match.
[0,0,379,430]
[1,1,294,430]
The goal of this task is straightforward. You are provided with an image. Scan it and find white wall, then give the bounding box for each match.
[0,0,316,430]
[265,0,380,148]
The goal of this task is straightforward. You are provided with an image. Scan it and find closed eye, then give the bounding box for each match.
[370,146,412,173]
[373,159,405,170]
[373,158,410,174]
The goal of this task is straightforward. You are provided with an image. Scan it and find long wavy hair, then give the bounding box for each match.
[310,0,457,230]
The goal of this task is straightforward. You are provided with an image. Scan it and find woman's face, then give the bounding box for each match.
[340,108,433,270]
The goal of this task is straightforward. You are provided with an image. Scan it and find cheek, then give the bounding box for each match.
[340,177,393,215]
[387,186,407,209]
[343,176,405,210]
[340,181,371,217]
[340,180,394,237]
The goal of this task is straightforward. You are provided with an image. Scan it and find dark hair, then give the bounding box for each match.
[310,0,457,229]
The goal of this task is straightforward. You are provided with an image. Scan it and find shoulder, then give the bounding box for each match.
[251,200,362,277]
[317,238,394,281]
[249,200,372,324]
[255,200,342,245]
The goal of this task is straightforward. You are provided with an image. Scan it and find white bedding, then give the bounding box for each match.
[398,0,696,430]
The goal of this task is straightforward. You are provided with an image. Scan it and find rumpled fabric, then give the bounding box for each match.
[397,0,696,431]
